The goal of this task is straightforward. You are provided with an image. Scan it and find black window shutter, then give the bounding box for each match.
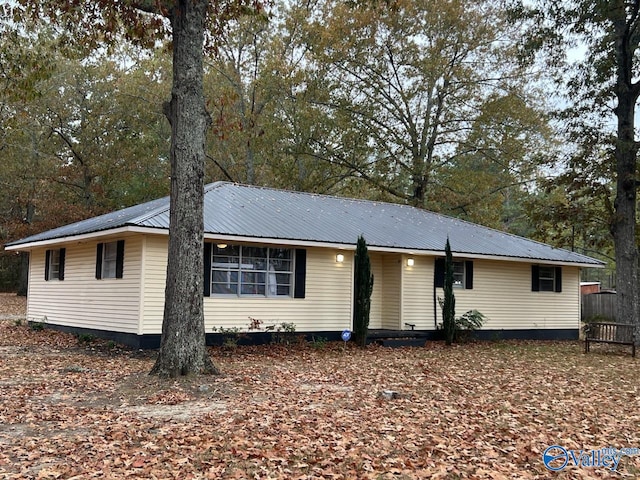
[294,249,306,298]
[58,248,66,280]
[45,250,51,281]
[115,240,125,278]
[95,243,103,279]
[203,242,212,296]
[555,267,562,293]
[531,265,540,292]
[465,260,473,290]
[434,258,445,288]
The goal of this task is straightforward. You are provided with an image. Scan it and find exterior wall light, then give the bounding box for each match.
[406,257,415,267]
[217,243,228,249]
[336,253,345,263]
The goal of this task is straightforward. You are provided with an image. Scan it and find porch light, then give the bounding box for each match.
[217,243,228,249]
[406,257,415,267]
[336,253,345,263]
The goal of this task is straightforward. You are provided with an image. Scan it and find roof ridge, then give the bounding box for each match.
[205,181,228,192]
[210,181,517,234]
[131,182,227,225]
[212,181,601,264]
[127,195,171,225]
[212,181,426,210]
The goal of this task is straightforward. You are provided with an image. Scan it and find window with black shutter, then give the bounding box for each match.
[96,240,125,279]
[532,265,562,292]
[203,243,300,298]
[45,248,66,281]
[435,257,473,289]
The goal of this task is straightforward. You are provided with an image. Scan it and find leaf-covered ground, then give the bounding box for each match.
[0,295,638,479]
[0,293,28,319]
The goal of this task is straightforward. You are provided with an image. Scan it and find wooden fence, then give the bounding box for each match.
[582,293,616,322]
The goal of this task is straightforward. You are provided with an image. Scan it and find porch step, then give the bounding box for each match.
[366,329,431,347]
[371,337,427,348]
[367,329,430,340]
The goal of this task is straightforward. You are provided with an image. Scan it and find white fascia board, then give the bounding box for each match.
[204,234,603,268]
[453,253,604,269]
[6,227,602,269]
[422,250,603,268]
[204,234,438,255]
[203,234,349,250]
[3,226,167,251]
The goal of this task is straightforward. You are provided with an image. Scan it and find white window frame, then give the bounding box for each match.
[452,261,465,288]
[46,249,61,281]
[538,266,556,292]
[101,241,119,279]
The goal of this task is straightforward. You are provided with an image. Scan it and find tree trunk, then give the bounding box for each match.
[151,0,218,377]
[613,100,639,340]
[17,201,35,297]
[17,253,29,297]
[612,4,640,346]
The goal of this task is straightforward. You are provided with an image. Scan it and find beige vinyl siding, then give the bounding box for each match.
[25,233,583,336]
[204,247,354,332]
[368,254,383,329]
[26,236,142,334]
[140,241,355,334]
[401,255,435,330]
[398,257,580,331]
[381,254,401,329]
[140,235,169,334]
[449,259,581,330]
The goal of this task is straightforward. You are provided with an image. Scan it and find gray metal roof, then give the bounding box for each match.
[6,181,603,266]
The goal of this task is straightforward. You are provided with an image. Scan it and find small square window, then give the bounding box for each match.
[102,242,118,279]
[532,265,561,293]
[538,266,556,292]
[453,262,465,288]
[45,248,65,281]
[435,258,473,290]
[96,240,124,279]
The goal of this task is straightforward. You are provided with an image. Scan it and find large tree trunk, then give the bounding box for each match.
[17,253,29,297]
[17,202,35,297]
[612,4,640,345]
[151,0,218,377]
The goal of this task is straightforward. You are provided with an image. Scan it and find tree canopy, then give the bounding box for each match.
[2,1,623,351]
[515,0,639,337]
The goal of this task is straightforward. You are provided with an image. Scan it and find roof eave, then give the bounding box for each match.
[4,227,604,268]
[3,225,167,251]
[205,233,604,267]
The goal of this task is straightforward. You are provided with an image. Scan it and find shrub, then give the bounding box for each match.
[272,322,297,345]
[29,321,45,331]
[212,326,243,350]
[310,335,328,349]
[438,305,487,343]
[247,317,263,331]
[455,310,486,342]
[353,235,374,347]
[76,333,96,344]
[442,238,456,345]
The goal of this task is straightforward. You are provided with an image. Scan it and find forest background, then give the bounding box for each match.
[0,0,620,292]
